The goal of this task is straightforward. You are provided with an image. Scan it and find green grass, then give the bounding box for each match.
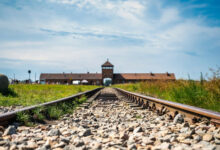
[47,106,63,120]
[16,112,33,126]
[0,84,100,106]
[135,115,142,119]
[32,106,46,120]
[0,84,98,125]
[113,73,220,112]
[16,95,88,125]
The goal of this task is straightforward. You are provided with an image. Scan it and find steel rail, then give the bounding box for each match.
[0,87,102,126]
[115,88,220,126]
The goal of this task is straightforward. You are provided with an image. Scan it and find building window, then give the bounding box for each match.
[102,67,113,69]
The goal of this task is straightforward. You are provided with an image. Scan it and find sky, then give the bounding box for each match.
[0,0,220,81]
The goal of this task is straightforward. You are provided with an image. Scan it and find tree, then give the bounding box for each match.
[28,70,31,83]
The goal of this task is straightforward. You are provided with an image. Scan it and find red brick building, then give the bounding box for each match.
[40,60,175,85]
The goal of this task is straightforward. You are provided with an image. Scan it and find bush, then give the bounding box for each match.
[0,74,9,92]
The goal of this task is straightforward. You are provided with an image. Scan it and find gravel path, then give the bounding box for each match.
[0,88,220,150]
[0,106,23,115]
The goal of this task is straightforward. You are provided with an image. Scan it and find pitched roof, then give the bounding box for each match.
[101,60,114,67]
[114,73,175,80]
[40,73,102,80]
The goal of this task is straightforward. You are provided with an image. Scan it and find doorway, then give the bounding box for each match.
[103,78,112,86]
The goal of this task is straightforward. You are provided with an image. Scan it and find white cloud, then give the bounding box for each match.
[160,8,180,24]
[48,0,145,22]
[185,4,207,9]
[114,1,145,21]
[0,0,220,79]
[143,19,220,55]
[1,41,45,48]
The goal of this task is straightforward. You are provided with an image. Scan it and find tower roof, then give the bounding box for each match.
[102,59,114,67]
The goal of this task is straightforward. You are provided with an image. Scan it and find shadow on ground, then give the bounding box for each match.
[0,88,18,97]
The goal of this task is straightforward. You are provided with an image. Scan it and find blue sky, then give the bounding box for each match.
[0,0,220,81]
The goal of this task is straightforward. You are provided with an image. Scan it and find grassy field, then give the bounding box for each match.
[0,84,100,106]
[113,75,220,112]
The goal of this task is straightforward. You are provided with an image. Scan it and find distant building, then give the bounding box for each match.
[40,60,175,85]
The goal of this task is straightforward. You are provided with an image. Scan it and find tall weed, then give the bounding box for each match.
[113,69,220,112]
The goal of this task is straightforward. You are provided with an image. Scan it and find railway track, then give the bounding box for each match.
[0,88,102,126]
[0,87,219,150]
[115,88,220,126]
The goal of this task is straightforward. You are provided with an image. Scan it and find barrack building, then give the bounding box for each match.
[40,60,175,85]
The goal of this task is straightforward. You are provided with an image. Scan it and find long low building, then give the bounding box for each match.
[40,60,176,85]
